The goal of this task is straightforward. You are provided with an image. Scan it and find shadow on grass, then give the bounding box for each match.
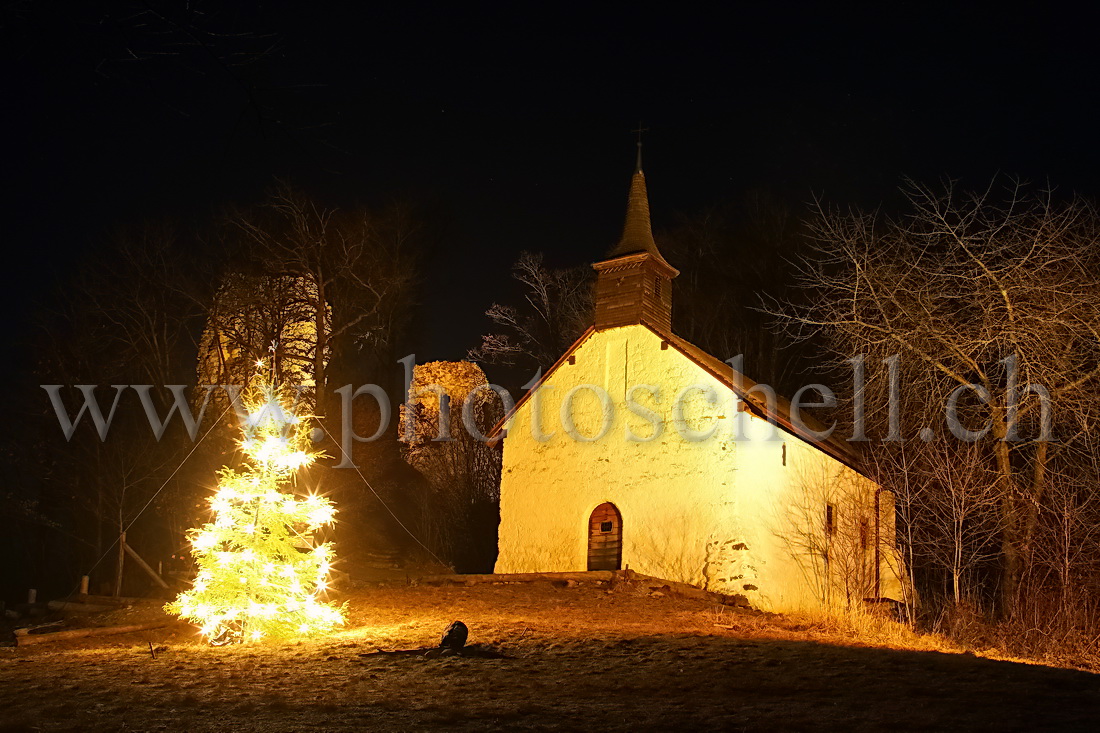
[346,633,1100,732]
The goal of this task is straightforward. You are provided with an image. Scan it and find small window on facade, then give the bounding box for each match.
[600,521,614,533]
[825,504,836,537]
[859,518,869,550]
[654,276,662,298]
[781,443,787,466]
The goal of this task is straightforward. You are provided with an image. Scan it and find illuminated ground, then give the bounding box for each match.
[2,581,1099,731]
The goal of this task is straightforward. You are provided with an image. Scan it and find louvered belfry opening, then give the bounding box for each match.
[593,254,675,331]
[588,502,623,571]
[593,165,679,331]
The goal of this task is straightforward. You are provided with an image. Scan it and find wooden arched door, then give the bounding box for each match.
[587,502,623,571]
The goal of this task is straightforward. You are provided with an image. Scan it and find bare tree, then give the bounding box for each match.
[197,271,321,391]
[399,361,503,571]
[774,178,1100,615]
[229,184,422,408]
[1028,416,1100,622]
[73,221,206,387]
[468,252,592,372]
[29,222,208,592]
[911,441,1002,606]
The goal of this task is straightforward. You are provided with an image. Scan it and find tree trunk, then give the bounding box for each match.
[1022,439,1048,565]
[993,424,1022,616]
[313,271,327,415]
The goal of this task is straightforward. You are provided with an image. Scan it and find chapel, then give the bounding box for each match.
[492,154,905,611]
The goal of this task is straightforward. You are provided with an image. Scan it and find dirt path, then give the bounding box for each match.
[2,582,1098,731]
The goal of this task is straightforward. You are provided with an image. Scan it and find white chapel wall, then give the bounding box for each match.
[495,323,905,612]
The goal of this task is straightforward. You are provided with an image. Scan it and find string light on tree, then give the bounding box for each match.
[166,380,344,644]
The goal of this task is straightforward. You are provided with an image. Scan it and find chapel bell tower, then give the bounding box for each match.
[592,144,679,331]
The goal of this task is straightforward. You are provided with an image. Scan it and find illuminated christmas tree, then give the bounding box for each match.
[166,379,344,644]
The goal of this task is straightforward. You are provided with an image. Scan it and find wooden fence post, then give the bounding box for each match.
[114,531,126,598]
[123,542,170,590]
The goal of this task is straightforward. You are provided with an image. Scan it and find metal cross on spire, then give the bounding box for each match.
[632,122,648,173]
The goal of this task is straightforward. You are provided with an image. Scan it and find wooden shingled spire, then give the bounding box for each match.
[607,168,662,260]
[605,129,674,269]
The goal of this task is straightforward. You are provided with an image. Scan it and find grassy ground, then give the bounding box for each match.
[2,579,1099,732]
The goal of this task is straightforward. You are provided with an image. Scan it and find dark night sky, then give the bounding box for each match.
[4,2,1100,371]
